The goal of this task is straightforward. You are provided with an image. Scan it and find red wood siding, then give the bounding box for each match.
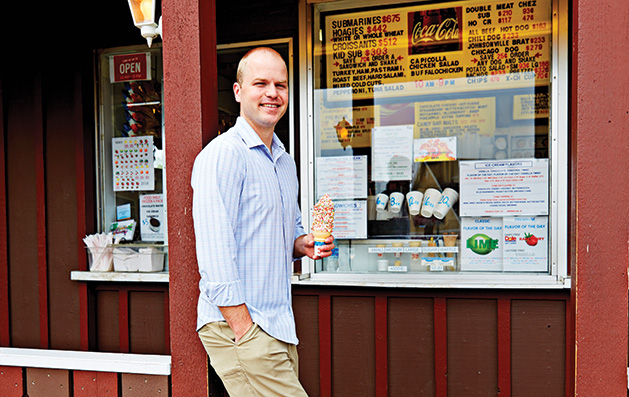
[0,367,169,397]
[6,72,42,349]
[0,81,9,347]
[572,0,629,395]
[93,285,170,355]
[0,366,23,396]
[292,287,571,397]
[73,371,118,396]
[388,297,435,396]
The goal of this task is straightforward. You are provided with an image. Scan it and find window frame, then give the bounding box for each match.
[295,0,569,289]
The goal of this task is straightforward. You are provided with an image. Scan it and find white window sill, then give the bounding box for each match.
[70,271,169,283]
[293,273,570,289]
[0,348,171,375]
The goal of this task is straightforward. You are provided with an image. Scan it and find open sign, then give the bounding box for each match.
[110,53,152,83]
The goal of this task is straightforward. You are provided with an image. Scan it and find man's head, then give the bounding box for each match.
[233,48,288,137]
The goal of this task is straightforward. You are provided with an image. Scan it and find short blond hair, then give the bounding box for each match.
[236,47,286,86]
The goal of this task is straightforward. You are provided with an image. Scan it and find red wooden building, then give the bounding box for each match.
[0,0,627,396]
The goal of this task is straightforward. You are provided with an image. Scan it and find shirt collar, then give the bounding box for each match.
[236,117,286,158]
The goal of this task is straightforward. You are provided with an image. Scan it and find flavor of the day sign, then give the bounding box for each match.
[503,216,547,271]
[460,217,503,271]
[325,0,551,100]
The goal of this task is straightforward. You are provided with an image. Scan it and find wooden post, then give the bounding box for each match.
[162,0,218,395]
[573,0,629,394]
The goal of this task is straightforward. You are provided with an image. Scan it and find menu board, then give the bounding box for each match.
[112,136,154,191]
[333,200,368,239]
[325,0,551,100]
[316,156,368,199]
[459,158,548,216]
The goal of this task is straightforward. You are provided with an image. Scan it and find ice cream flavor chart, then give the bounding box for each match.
[112,136,155,191]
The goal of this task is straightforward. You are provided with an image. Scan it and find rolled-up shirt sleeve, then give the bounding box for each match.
[192,138,246,307]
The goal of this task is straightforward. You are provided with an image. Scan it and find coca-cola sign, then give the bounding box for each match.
[408,7,463,55]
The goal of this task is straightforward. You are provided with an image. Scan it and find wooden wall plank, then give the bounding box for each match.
[26,368,70,397]
[0,80,9,347]
[388,297,435,396]
[374,296,387,396]
[318,294,331,397]
[6,71,41,348]
[331,296,375,397]
[0,366,23,396]
[293,294,320,396]
[44,62,82,351]
[34,72,49,350]
[434,297,447,397]
[497,298,511,396]
[97,290,120,352]
[129,291,167,355]
[447,299,498,395]
[121,373,169,396]
[73,370,119,396]
[511,300,566,396]
[119,290,130,353]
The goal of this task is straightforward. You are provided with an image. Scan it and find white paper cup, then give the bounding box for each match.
[406,191,423,216]
[375,193,389,212]
[420,188,441,218]
[433,188,459,219]
[377,259,389,271]
[389,192,404,213]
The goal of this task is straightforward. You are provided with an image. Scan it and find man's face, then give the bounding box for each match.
[233,51,288,136]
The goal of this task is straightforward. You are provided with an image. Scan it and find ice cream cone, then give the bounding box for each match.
[312,194,335,257]
[443,234,457,257]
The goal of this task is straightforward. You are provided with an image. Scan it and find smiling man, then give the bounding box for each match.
[191,47,334,396]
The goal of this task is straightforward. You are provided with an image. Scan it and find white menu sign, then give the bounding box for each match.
[332,200,367,239]
[140,194,165,242]
[459,158,548,216]
[316,156,367,199]
[502,216,548,272]
[460,217,503,271]
[371,125,414,181]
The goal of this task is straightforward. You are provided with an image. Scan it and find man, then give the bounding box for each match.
[191,47,334,396]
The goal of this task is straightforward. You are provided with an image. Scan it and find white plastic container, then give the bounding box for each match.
[112,245,167,272]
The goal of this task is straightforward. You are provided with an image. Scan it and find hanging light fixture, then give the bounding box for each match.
[127,0,162,47]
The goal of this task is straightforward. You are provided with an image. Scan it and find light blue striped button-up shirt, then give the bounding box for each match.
[191,117,306,345]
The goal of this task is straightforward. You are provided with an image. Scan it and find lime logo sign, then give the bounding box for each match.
[466,234,499,255]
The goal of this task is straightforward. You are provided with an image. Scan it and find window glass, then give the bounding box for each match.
[97,46,167,270]
[312,0,552,275]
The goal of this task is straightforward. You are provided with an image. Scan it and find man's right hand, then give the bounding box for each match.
[218,303,253,343]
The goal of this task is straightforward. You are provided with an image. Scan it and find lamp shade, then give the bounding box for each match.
[128,0,156,27]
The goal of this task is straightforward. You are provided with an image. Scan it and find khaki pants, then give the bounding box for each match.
[198,322,308,397]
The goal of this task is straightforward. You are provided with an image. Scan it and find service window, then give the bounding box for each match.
[303,0,568,286]
[95,45,168,272]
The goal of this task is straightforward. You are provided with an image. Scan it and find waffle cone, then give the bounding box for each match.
[312,231,331,241]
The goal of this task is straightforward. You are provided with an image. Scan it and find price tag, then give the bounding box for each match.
[388,266,408,272]
[429,264,444,272]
